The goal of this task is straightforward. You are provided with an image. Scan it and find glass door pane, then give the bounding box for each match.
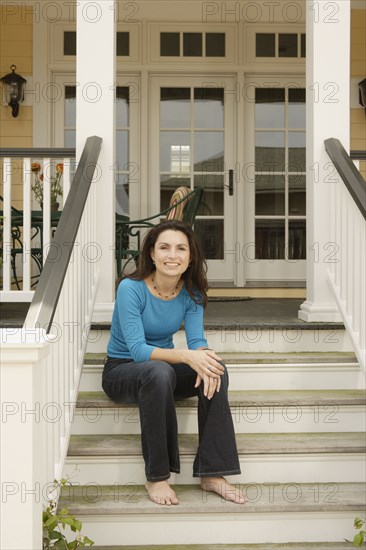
[254,87,306,261]
[159,86,226,260]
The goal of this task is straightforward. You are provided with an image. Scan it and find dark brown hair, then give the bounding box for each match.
[125,220,208,307]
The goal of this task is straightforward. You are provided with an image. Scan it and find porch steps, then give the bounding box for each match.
[64,432,366,484]
[61,350,366,545]
[80,352,362,391]
[59,482,365,545]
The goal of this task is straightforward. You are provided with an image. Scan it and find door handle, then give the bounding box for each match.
[228,169,234,196]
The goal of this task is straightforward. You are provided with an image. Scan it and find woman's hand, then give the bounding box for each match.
[182,349,224,399]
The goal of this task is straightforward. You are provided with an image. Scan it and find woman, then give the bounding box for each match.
[102,220,244,506]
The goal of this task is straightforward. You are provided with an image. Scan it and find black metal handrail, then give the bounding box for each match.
[24,136,102,332]
[0,148,76,158]
[325,138,366,220]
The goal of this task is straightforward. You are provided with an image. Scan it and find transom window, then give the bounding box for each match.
[63,31,130,56]
[254,87,306,260]
[256,33,305,58]
[160,32,226,57]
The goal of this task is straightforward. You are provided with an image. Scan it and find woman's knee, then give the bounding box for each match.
[141,360,176,387]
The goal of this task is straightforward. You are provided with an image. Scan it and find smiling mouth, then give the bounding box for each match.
[164,262,180,266]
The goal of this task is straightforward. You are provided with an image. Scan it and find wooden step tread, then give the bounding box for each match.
[84,352,359,366]
[76,389,366,409]
[90,544,361,550]
[67,432,366,457]
[59,482,365,516]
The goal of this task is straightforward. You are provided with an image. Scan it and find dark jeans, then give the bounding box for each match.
[102,357,241,482]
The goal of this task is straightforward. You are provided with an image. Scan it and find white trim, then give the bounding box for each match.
[244,22,306,65]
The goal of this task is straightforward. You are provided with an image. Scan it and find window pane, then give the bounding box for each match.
[194,174,224,215]
[288,88,306,128]
[183,33,202,56]
[160,132,190,172]
[288,132,306,172]
[160,175,191,209]
[160,88,190,128]
[194,131,224,171]
[255,88,285,128]
[289,220,306,259]
[65,86,76,127]
[301,34,306,57]
[256,33,275,57]
[279,34,298,57]
[65,130,76,148]
[116,175,129,216]
[116,87,129,127]
[194,88,224,128]
[64,31,76,56]
[206,33,225,57]
[289,175,306,215]
[160,32,180,56]
[117,32,129,56]
[255,175,285,215]
[255,220,285,259]
[116,130,129,169]
[255,132,285,171]
[194,219,224,259]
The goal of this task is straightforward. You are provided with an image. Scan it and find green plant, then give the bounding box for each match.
[32,162,63,206]
[353,517,366,547]
[43,479,94,549]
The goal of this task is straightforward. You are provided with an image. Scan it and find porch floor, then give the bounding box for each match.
[0,298,345,330]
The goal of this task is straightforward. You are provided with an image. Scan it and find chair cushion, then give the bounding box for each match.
[165,186,191,221]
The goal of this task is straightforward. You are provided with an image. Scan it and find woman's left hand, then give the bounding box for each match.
[195,372,221,399]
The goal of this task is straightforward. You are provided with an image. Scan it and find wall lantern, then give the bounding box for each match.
[1,65,27,118]
[359,78,366,112]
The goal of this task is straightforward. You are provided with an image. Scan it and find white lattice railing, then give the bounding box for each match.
[0,137,102,549]
[1,149,75,301]
[325,139,366,371]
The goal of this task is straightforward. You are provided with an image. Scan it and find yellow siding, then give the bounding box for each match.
[0,5,33,204]
[350,8,366,183]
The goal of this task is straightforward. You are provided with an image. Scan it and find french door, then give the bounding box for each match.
[243,76,306,284]
[150,75,237,283]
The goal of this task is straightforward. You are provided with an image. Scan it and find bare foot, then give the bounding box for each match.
[145,480,179,506]
[201,477,245,504]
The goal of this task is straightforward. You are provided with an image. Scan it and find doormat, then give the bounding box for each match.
[208,296,253,302]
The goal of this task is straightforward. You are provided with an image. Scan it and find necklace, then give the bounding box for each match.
[151,276,179,299]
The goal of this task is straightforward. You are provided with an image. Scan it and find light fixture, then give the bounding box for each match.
[1,65,27,118]
[358,78,366,112]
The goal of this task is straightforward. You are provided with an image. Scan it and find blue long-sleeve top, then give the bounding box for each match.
[107,278,208,362]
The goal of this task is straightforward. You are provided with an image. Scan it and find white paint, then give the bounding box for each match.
[76,0,116,309]
[299,0,351,322]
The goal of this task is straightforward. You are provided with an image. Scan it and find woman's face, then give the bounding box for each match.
[151,229,191,278]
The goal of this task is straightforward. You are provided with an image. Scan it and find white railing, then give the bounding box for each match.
[0,137,102,549]
[1,149,75,301]
[326,139,366,371]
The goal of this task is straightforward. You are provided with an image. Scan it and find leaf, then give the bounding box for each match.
[83,536,94,545]
[354,517,365,529]
[74,520,82,532]
[354,533,364,546]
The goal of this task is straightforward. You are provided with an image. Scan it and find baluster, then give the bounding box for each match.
[2,158,12,291]
[23,158,32,291]
[42,158,51,265]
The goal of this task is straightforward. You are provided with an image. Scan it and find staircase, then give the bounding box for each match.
[60,327,366,547]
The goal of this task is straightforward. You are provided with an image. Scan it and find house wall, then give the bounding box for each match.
[351,9,366,180]
[0,4,33,209]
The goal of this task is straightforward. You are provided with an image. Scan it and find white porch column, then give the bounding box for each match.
[77,1,116,321]
[0,331,50,550]
[298,0,350,322]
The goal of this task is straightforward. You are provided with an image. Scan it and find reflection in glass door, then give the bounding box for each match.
[154,79,236,282]
[254,87,306,262]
